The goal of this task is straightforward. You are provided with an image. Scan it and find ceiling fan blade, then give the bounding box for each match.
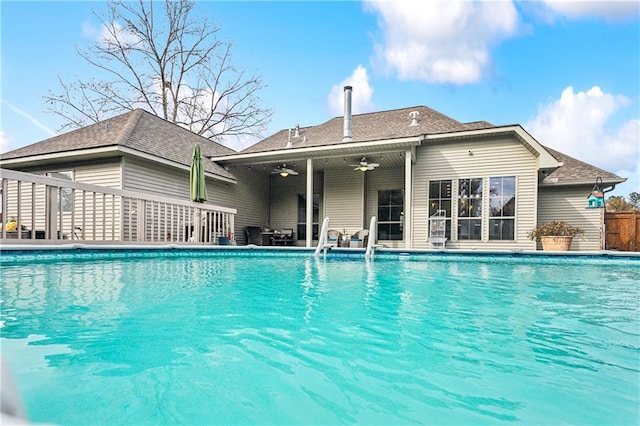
[288,169,299,175]
[368,162,380,168]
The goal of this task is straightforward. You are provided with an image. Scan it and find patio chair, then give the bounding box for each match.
[245,226,263,245]
[271,228,296,246]
[349,229,369,248]
[326,229,342,247]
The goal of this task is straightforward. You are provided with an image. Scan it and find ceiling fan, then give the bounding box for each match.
[351,157,380,172]
[273,164,298,177]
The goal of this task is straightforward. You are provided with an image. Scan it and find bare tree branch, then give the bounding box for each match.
[44,0,272,149]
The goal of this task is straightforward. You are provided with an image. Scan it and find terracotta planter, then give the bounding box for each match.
[540,236,573,251]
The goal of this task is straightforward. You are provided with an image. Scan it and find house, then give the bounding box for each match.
[1,87,626,250]
[0,109,271,242]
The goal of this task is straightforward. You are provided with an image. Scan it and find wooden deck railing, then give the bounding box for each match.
[0,168,236,244]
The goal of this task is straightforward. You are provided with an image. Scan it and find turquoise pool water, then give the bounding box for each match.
[1,250,638,425]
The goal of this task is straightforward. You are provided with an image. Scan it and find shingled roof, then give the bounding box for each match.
[542,146,625,186]
[237,105,624,188]
[240,105,470,154]
[1,109,236,180]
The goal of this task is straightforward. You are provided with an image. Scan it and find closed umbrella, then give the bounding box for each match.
[190,143,207,202]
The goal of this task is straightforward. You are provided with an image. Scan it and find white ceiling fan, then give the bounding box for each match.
[273,164,298,177]
[351,157,380,172]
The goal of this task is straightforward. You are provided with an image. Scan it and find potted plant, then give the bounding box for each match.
[527,220,584,251]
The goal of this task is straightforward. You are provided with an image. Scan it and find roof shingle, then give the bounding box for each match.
[240,106,470,154]
[542,146,625,186]
[1,109,236,180]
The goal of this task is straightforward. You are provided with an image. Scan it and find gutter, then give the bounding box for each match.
[1,146,238,185]
[539,177,627,188]
[210,136,425,163]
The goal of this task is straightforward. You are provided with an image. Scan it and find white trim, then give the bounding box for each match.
[1,146,237,184]
[404,149,412,248]
[210,136,425,163]
[1,146,120,164]
[540,178,625,187]
[306,158,313,248]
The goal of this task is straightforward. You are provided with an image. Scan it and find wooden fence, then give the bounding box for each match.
[605,211,639,252]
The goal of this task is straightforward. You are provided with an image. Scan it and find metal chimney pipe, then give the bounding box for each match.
[342,85,353,142]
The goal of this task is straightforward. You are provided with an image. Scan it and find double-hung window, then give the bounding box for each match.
[489,176,516,240]
[428,180,452,239]
[457,178,483,240]
[377,189,404,240]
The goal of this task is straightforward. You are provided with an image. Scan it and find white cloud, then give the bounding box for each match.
[525,86,639,188]
[82,20,140,47]
[327,65,375,116]
[100,21,140,47]
[365,0,519,84]
[540,0,640,21]
[0,131,11,154]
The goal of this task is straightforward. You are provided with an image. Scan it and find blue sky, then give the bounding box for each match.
[1,0,639,196]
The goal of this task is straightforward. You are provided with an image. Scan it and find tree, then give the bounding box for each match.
[45,0,272,149]
[629,192,640,211]
[606,195,634,212]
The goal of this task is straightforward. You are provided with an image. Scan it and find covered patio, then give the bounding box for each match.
[212,139,419,249]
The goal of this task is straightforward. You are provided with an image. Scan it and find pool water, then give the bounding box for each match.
[1,251,638,424]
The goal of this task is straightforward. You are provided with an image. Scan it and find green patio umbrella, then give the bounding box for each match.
[190,143,207,202]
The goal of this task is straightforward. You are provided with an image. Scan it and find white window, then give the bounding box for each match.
[47,170,74,212]
[489,176,516,240]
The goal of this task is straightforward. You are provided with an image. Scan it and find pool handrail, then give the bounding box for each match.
[365,216,377,258]
[314,217,331,257]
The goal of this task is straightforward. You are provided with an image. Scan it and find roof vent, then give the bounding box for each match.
[294,124,300,138]
[286,129,293,149]
[410,111,419,126]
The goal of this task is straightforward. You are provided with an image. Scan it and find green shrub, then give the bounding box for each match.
[527,221,584,241]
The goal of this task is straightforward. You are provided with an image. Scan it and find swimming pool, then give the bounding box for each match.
[1,249,638,424]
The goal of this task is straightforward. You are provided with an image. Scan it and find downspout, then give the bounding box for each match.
[601,183,619,249]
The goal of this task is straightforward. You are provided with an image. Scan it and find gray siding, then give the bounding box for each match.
[2,160,122,239]
[123,157,189,198]
[323,168,365,235]
[412,136,538,250]
[231,167,271,245]
[74,160,122,189]
[537,185,603,250]
[123,157,270,244]
[366,167,405,247]
[270,171,323,244]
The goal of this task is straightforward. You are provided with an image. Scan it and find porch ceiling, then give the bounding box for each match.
[210,138,419,173]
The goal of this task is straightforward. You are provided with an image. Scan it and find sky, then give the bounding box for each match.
[1,0,639,197]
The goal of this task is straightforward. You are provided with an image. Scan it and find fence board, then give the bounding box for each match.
[605,211,639,251]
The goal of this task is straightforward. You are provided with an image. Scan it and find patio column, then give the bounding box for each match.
[306,158,313,247]
[404,148,413,248]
